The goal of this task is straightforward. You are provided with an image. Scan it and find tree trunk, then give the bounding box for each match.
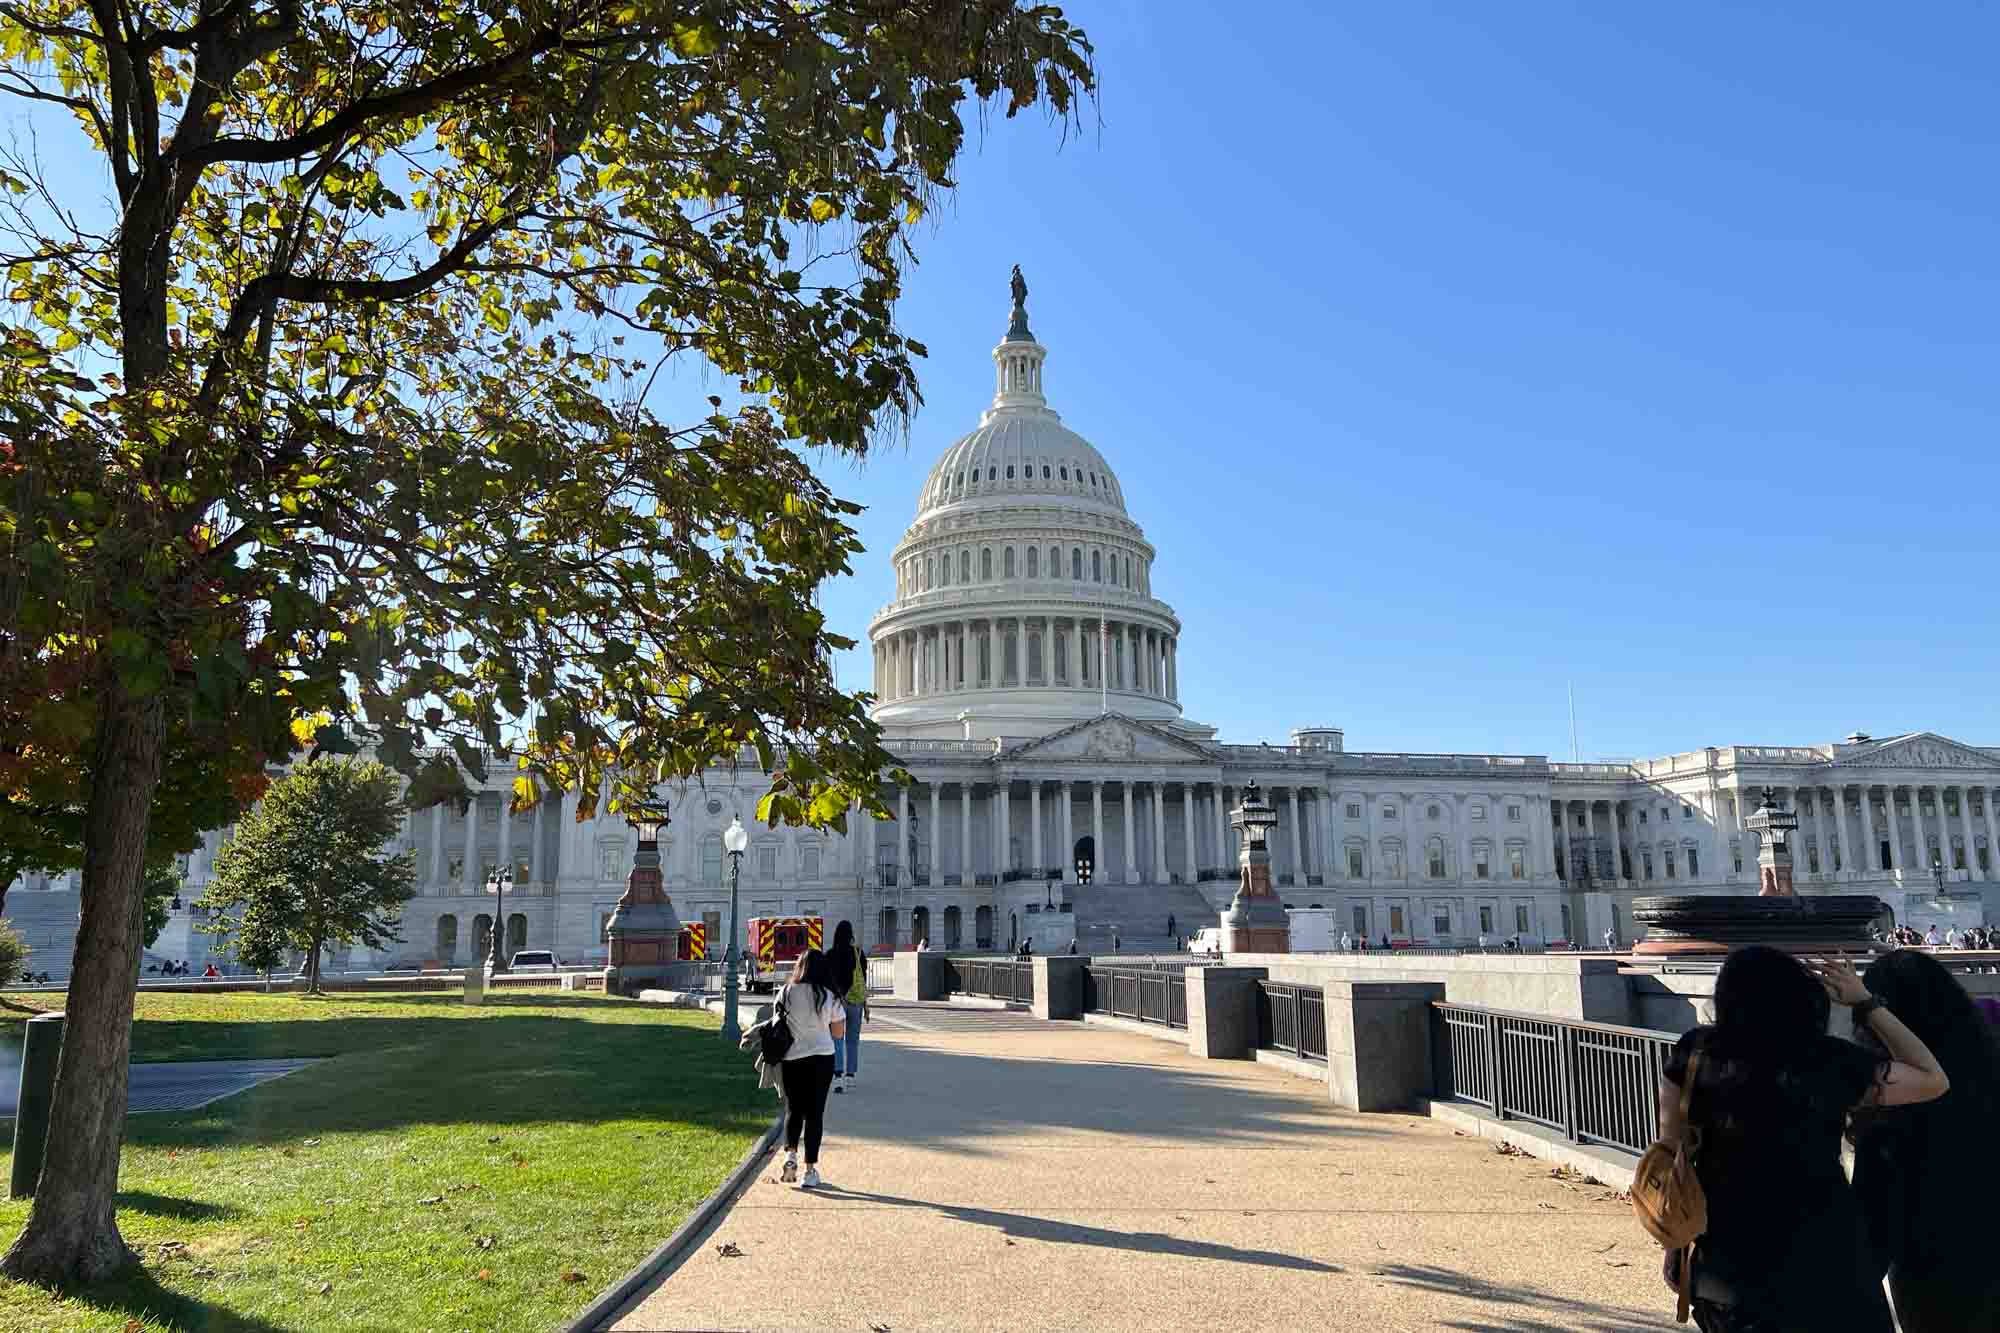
[308,932,322,996]
[1,680,164,1283]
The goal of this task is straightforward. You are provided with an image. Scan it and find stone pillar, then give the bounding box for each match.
[1960,786,1979,874]
[1153,782,1169,881]
[1458,793,1476,886]
[1030,782,1044,877]
[929,783,941,883]
[1827,785,1849,879]
[1092,781,1105,882]
[1122,781,1138,884]
[1884,785,1904,873]
[1032,954,1088,1021]
[1185,966,1269,1059]
[961,783,974,885]
[1323,981,1446,1112]
[1061,783,1076,884]
[998,782,1012,876]
[1986,786,2000,878]
[429,804,447,891]
[958,622,968,690]
[462,792,481,894]
[896,786,909,885]
[1919,787,1939,871]
[1181,783,1197,884]
[1042,617,1054,685]
[603,831,682,995]
[1287,787,1303,886]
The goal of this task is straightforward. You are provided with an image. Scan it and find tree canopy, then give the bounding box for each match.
[0,0,1094,1283]
[196,759,415,992]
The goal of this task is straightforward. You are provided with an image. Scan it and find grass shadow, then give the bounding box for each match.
[113,1191,245,1223]
[22,1262,293,1333]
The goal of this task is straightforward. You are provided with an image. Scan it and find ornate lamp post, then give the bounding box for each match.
[720,815,751,1044]
[1221,780,1291,952]
[603,805,680,996]
[1743,786,1799,898]
[484,865,516,973]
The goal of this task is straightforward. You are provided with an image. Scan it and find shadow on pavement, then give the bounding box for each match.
[1377,1262,1673,1331]
[815,1183,1342,1274]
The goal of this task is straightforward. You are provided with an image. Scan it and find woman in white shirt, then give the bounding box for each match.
[777,948,846,1189]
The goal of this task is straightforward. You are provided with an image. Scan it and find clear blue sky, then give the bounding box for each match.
[16,3,1998,760]
[795,1,2000,760]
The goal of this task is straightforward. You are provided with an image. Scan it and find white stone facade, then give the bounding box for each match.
[8,292,1997,974]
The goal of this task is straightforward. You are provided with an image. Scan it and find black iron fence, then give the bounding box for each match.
[1255,981,1327,1062]
[1431,1003,1675,1156]
[1082,965,1188,1029]
[950,958,1034,1004]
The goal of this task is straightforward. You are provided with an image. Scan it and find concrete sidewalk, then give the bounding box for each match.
[604,1003,1674,1332]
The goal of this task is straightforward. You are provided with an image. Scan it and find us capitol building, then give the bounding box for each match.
[8,276,1998,973]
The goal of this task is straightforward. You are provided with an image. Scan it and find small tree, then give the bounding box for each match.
[0,919,26,985]
[198,760,415,995]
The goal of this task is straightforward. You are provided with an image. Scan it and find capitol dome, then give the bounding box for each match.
[867,271,1198,742]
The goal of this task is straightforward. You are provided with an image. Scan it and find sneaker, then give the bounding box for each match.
[801,1166,821,1190]
[779,1155,798,1184]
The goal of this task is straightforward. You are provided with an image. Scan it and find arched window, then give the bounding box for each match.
[940,557,950,587]
[1003,547,1015,578]
[1026,630,1042,680]
[954,471,963,489]
[1042,465,1051,479]
[988,467,997,481]
[1071,548,1082,579]
[1059,466,1068,481]
[1092,550,1102,582]
[1026,547,1038,579]
[1005,465,1014,479]
[960,549,970,582]
[981,548,993,581]
[924,557,933,591]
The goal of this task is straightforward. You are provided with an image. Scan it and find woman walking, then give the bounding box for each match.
[1851,948,2000,1331]
[776,947,845,1190]
[1659,945,1948,1332]
[827,921,868,1093]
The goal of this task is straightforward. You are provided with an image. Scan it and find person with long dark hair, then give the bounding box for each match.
[1659,945,1948,1331]
[1850,948,2000,1331]
[775,947,845,1189]
[826,920,868,1093]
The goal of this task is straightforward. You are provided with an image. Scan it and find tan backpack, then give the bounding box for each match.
[1631,1042,1706,1323]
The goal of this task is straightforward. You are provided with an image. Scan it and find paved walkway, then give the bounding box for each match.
[606,1003,1675,1332]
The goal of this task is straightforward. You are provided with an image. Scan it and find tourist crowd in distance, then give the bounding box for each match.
[1873,923,1996,950]
[1649,944,1998,1331]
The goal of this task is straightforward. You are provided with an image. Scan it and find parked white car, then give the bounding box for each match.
[508,950,558,972]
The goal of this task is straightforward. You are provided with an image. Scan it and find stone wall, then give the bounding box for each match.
[1224,950,1632,1025]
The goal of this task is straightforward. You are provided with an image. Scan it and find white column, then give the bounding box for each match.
[1959,785,1979,875]
[496,793,513,906]
[1215,785,1231,874]
[1061,782,1076,884]
[1122,781,1138,883]
[1458,793,1475,886]
[957,623,968,690]
[1030,782,1043,876]
[960,783,973,884]
[1181,783,1197,883]
[1917,786,1937,871]
[461,792,481,894]
[429,804,447,891]
[1042,618,1054,685]
[929,782,941,884]
[1287,787,1303,887]
[1153,782,1169,880]
[1986,785,2000,879]
[1827,785,1848,879]
[896,786,909,884]
[1091,781,1105,881]
[529,790,549,886]
[1882,785,1902,872]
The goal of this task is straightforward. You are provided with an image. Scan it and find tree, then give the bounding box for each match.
[0,917,25,984]
[0,0,1094,1281]
[196,760,414,994]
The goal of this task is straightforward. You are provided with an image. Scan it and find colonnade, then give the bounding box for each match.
[872,617,1178,702]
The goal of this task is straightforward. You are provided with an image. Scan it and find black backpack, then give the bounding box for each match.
[757,995,794,1063]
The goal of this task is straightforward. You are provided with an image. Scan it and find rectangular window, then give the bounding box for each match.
[1639,810,1648,824]
[1515,904,1531,934]
[1389,906,1406,936]
[1509,847,1526,880]
[1664,849,1676,879]
[1641,849,1654,879]
[1347,846,1365,878]
[1471,806,1486,821]
[1478,905,1494,933]
[1351,905,1368,936]
[756,846,778,879]
[1475,849,1490,879]
[1427,848,1445,878]
[800,845,821,880]
[1383,804,1398,819]
[1506,806,1520,822]
[1688,846,1700,878]
[1432,908,1452,936]
[1346,802,1362,819]
[1807,846,1820,873]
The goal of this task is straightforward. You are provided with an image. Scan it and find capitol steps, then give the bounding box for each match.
[1071,880,1221,952]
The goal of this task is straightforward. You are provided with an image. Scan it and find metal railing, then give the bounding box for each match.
[1431,1003,1675,1157]
[950,958,1034,1004]
[866,957,895,992]
[1255,981,1327,1062]
[1082,965,1187,1029]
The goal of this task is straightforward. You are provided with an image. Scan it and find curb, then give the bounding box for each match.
[563,1108,784,1333]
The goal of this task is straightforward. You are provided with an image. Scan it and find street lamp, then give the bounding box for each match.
[1075,856,1092,886]
[720,815,751,1044]
[484,864,516,973]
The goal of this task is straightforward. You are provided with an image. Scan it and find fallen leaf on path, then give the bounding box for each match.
[476,1269,493,1281]
[715,1243,744,1258]
[1493,1141,1525,1157]
[870,1324,891,1332]
[1536,1202,1557,1210]
[1003,1239,1016,1246]
[125,1320,143,1332]
[1594,1242,1617,1254]
[1605,1261,1631,1268]
[292,1220,310,1230]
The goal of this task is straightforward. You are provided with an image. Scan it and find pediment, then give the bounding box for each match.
[1837,733,1999,770]
[1003,714,1213,764]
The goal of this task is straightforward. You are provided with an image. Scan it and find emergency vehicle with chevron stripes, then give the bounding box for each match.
[743,915,823,993]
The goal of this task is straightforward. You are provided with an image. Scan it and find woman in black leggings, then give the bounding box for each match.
[776,948,846,1190]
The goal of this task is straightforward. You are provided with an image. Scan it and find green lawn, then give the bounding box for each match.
[0,991,771,1332]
